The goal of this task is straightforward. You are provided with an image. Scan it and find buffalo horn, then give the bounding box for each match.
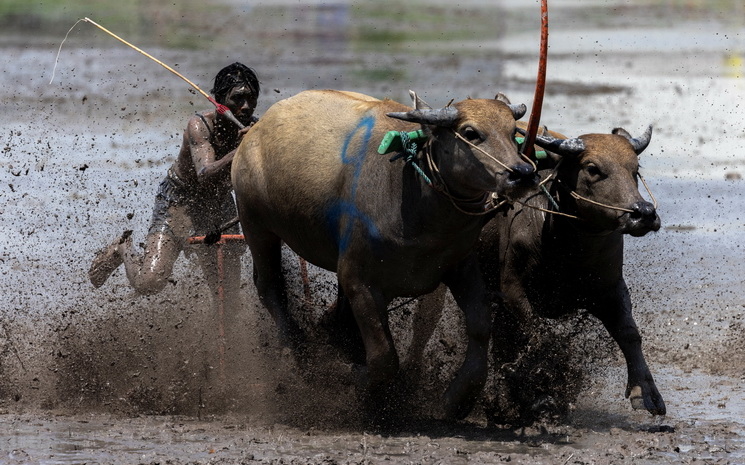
[613,125,653,155]
[387,107,459,127]
[517,127,586,156]
[508,103,527,120]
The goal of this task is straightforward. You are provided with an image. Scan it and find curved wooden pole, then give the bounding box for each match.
[522,0,549,158]
[82,17,245,129]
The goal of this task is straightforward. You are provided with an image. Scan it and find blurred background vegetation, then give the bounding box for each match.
[0,0,230,48]
[2,0,738,51]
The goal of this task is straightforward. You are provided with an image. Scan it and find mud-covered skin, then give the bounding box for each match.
[87,74,256,297]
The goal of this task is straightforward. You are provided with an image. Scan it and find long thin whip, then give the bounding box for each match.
[51,17,245,129]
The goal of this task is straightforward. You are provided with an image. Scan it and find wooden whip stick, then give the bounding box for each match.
[81,17,245,129]
[521,0,549,159]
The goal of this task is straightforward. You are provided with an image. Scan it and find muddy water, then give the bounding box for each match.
[1,0,744,464]
[1,366,743,464]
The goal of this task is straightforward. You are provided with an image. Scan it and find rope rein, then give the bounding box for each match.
[390,131,511,216]
[522,160,659,221]
[389,130,658,221]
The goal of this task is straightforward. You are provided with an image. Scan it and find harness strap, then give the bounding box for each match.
[196,113,214,141]
[389,131,510,216]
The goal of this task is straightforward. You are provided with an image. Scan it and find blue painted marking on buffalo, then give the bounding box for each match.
[327,114,381,254]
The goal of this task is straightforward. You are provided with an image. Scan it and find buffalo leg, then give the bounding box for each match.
[442,254,490,420]
[406,285,447,371]
[589,279,666,415]
[244,229,303,349]
[338,270,400,419]
[321,282,366,365]
[342,281,398,388]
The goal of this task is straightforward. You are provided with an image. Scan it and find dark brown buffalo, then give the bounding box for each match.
[231,89,536,421]
[486,124,664,418]
[409,124,665,422]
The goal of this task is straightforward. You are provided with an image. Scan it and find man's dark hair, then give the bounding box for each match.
[211,63,260,104]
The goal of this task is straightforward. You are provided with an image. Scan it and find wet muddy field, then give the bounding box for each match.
[1,0,744,463]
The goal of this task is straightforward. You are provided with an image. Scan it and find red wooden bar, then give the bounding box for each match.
[186,234,245,381]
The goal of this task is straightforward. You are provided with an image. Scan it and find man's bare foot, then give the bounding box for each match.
[88,230,132,288]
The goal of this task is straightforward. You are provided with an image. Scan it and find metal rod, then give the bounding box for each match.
[186,234,246,382]
[216,237,226,382]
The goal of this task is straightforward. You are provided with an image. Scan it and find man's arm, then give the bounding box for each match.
[187,116,249,182]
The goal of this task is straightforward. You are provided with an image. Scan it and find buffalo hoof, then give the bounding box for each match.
[442,364,488,421]
[358,376,409,432]
[443,385,480,421]
[629,386,645,410]
[628,384,666,416]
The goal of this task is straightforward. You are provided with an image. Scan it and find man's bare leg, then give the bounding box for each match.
[88,230,132,288]
[119,231,182,295]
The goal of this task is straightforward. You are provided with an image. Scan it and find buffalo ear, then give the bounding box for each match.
[409,90,432,110]
[612,127,633,139]
[495,92,526,120]
[613,125,653,155]
[495,92,512,104]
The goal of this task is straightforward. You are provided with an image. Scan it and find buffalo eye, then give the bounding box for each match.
[585,163,604,180]
[461,126,481,143]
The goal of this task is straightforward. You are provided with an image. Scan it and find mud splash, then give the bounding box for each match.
[1,0,744,463]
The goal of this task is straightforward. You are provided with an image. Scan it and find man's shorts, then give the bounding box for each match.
[147,168,242,244]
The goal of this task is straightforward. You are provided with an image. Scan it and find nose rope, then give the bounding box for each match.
[639,173,658,209]
[453,131,515,173]
[523,152,538,173]
[565,173,658,214]
[399,130,544,216]
[518,162,659,220]
[568,190,635,213]
[550,171,658,215]
[515,147,539,173]
[422,142,510,216]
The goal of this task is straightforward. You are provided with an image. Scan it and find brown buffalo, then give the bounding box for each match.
[231,89,536,422]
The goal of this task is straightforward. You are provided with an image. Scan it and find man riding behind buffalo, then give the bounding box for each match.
[88,62,259,304]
